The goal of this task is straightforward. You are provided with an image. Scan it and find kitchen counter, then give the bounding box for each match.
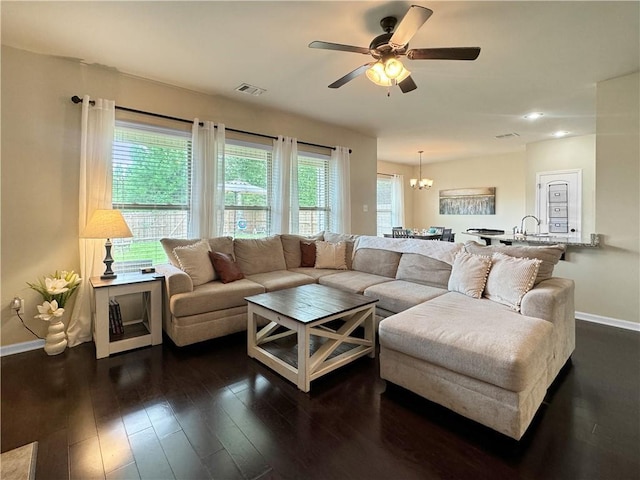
[464,231,601,247]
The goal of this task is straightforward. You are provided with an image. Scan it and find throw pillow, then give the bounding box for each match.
[464,241,564,284]
[484,252,542,311]
[323,232,358,269]
[300,241,317,267]
[447,251,492,299]
[315,241,348,270]
[160,238,200,266]
[172,239,215,286]
[208,252,245,284]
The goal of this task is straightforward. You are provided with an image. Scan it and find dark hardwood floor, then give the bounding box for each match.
[2,320,639,480]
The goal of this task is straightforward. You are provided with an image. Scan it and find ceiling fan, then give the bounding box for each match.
[309,5,480,94]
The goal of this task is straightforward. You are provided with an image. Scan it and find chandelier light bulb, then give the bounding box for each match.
[384,58,404,80]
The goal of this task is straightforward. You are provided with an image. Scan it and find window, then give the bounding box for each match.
[376,175,393,236]
[112,122,192,271]
[298,152,330,235]
[224,140,271,238]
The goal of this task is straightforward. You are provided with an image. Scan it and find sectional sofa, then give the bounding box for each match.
[157,232,573,440]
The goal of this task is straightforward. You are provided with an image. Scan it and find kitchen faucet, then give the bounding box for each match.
[520,215,540,235]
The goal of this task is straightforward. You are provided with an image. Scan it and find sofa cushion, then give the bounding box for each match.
[447,251,492,299]
[172,240,215,286]
[234,235,287,275]
[319,271,392,294]
[464,241,564,284]
[281,232,324,268]
[485,253,542,311]
[364,280,448,313]
[324,232,358,269]
[208,251,245,284]
[246,270,316,292]
[288,267,340,280]
[395,253,452,289]
[352,248,401,278]
[379,292,553,392]
[170,279,265,317]
[315,241,348,270]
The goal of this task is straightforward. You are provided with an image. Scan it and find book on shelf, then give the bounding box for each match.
[109,298,124,335]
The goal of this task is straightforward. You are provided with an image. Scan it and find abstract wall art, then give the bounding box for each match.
[439,187,496,215]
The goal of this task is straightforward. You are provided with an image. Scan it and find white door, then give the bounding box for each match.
[536,170,582,238]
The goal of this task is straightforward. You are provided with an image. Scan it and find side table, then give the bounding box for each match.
[90,273,163,359]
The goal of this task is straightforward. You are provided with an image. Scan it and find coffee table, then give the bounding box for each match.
[246,284,378,392]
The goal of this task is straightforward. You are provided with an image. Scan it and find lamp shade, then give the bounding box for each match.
[81,209,133,239]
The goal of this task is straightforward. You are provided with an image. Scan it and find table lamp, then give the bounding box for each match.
[81,209,133,279]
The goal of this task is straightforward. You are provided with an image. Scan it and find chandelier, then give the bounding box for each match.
[409,150,433,190]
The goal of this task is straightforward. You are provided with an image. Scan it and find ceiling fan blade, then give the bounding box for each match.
[389,5,433,48]
[407,47,481,61]
[309,41,370,55]
[398,75,417,93]
[328,63,373,89]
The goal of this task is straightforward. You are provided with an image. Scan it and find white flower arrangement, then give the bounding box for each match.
[28,271,82,321]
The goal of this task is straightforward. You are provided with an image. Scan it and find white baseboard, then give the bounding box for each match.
[0,339,45,357]
[576,311,640,332]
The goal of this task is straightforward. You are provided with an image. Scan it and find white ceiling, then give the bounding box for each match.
[2,1,639,165]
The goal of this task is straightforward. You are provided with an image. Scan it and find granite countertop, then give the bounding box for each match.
[464,231,601,247]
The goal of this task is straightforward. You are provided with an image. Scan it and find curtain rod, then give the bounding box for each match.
[377,172,397,177]
[71,96,350,153]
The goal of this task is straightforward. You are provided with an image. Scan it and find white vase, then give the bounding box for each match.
[44,319,67,355]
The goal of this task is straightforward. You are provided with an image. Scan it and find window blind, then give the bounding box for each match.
[112,122,192,272]
[377,176,393,236]
[298,153,330,235]
[224,141,272,237]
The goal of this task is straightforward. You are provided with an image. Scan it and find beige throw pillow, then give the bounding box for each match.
[315,241,348,270]
[484,252,542,311]
[172,239,215,286]
[447,251,492,299]
[464,241,564,284]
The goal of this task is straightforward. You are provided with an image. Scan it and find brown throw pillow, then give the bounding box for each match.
[208,251,245,284]
[300,241,317,267]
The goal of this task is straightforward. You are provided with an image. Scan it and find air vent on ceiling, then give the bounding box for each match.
[495,132,520,139]
[235,83,266,96]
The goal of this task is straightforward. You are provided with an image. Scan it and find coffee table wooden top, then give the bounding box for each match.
[245,284,377,324]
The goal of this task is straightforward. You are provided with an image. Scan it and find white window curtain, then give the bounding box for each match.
[271,136,298,234]
[391,174,405,228]
[329,146,351,233]
[189,120,225,238]
[67,95,115,347]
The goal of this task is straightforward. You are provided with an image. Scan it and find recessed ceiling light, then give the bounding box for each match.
[552,131,570,137]
[524,112,544,120]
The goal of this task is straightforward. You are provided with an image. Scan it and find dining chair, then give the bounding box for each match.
[392,228,411,238]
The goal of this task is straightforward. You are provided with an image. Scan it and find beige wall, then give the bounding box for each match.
[411,151,527,241]
[376,160,415,229]
[591,72,639,323]
[0,46,378,347]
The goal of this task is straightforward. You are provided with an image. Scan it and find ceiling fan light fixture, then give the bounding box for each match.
[396,66,411,83]
[384,57,404,79]
[366,62,392,86]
